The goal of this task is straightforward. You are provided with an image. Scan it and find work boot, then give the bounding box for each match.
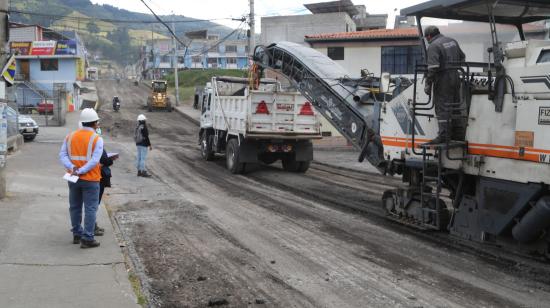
[137,170,142,177]
[80,239,100,249]
[94,223,105,236]
[140,171,152,178]
[423,136,446,146]
[73,235,81,244]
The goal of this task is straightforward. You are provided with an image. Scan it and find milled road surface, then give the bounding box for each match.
[97,80,550,307]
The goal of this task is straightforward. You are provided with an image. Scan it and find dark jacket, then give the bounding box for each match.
[100,150,114,187]
[425,34,466,114]
[135,122,151,147]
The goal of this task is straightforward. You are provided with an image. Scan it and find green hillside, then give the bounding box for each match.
[10,0,232,65]
[166,69,247,102]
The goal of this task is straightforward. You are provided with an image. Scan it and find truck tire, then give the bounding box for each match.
[297,160,311,173]
[226,138,245,174]
[201,134,214,161]
[282,156,300,172]
[259,154,277,165]
[282,156,310,173]
[147,99,153,112]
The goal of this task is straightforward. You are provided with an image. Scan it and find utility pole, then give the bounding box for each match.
[0,0,8,199]
[172,18,179,106]
[248,0,255,59]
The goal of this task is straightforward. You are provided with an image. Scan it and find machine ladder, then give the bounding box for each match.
[412,64,469,230]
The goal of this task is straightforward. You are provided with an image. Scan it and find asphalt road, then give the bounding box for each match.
[96,80,550,308]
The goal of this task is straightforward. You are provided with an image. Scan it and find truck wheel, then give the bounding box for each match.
[226,138,245,174]
[297,161,311,173]
[260,154,277,165]
[201,134,214,161]
[282,156,300,172]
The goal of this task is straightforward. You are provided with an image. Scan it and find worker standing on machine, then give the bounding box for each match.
[423,25,466,144]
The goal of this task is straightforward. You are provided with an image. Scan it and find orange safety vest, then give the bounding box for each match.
[66,129,101,182]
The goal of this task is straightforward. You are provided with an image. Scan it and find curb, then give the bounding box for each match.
[174,107,200,126]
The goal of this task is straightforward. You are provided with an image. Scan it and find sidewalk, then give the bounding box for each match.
[174,103,379,173]
[0,112,138,308]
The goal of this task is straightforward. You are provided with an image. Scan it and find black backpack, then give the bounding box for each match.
[134,124,144,143]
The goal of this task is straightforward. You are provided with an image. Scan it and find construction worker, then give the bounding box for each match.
[423,25,466,144]
[135,114,152,177]
[59,108,103,248]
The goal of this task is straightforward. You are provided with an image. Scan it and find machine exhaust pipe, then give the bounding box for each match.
[512,196,550,243]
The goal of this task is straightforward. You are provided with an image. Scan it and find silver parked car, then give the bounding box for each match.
[18,115,39,141]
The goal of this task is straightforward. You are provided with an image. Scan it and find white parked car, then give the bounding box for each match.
[18,115,39,141]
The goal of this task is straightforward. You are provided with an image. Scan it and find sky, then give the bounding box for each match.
[90,0,428,30]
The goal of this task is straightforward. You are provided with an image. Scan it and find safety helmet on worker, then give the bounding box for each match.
[80,108,99,124]
[137,114,147,121]
[424,26,440,39]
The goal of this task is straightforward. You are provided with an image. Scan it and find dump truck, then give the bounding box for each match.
[199,76,322,174]
[147,80,172,112]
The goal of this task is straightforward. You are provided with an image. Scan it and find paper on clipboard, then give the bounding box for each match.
[107,152,119,158]
[63,173,79,183]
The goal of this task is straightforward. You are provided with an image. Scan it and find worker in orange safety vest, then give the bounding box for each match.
[59,108,104,248]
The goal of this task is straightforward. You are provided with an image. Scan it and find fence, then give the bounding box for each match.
[15,86,66,127]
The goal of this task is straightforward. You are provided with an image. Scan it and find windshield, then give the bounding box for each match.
[153,82,167,92]
[420,18,521,63]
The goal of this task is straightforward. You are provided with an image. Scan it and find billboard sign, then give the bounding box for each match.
[11,40,79,56]
[10,42,31,55]
[55,40,77,55]
[30,41,57,56]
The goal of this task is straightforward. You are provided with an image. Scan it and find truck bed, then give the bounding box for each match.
[211,87,321,139]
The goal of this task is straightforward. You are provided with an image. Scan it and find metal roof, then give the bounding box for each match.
[401,0,550,24]
[304,0,359,17]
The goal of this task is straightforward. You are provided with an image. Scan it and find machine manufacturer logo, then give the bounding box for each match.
[521,74,550,90]
[538,106,550,125]
[391,104,425,136]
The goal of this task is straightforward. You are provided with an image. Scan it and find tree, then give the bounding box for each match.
[86,21,100,34]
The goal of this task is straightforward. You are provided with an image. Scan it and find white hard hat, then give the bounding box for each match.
[80,108,99,123]
[137,114,147,121]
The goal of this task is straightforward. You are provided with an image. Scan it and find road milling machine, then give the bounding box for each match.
[253,0,550,258]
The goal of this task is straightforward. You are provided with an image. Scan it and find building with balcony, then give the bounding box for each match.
[260,0,386,46]
[140,32,249,79]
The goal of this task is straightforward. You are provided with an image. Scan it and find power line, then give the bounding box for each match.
[189,21,246,57]
[138,0,189,48]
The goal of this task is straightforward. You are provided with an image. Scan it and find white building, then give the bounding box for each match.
[305,28,420,78]
[260,0,387,46]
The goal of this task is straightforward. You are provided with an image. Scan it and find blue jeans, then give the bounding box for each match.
[136,145,148,171]
[68,180,100,241]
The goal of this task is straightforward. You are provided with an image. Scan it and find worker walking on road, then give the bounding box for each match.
[135,114,152,177]
[59,108,103,248]
[423,25,466,144]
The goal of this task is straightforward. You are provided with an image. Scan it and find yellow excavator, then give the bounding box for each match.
[147,80,172,112]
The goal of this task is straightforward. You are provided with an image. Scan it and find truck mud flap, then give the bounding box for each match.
[295,141,313,162]
[238,141,259,163]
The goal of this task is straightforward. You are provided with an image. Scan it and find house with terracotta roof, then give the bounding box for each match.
[260,0,386,47]
[305,21,548,78]
[305,28,422,78]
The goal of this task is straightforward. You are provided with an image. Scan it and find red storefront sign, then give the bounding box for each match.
[30,41,56,55]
